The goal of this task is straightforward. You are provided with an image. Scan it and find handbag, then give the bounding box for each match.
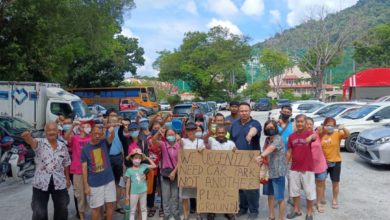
[161,143,175,179]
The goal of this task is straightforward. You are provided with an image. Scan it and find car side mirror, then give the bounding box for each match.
[373,115,382,123]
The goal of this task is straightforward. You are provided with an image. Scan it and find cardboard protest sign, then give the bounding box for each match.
[178,149,260,213]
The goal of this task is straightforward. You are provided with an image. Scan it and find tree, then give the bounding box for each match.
[295,7,359,99]
[242,80,270,101]
[0,0,142,87]
[259,48,291,98]
[155,26,251,99]
[353,23,390,68]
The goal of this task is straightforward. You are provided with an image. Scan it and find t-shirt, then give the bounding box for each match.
[81,140,114,187]
[70,135,91,175]
[266,135,288,178]
[230,118,262,151]
[160,141,179,169]
[182,138,205,150]
[225,115,240,131]
[288,130,314,172]
[208,137,236,150]
[321,130,347,162]
[147,135,161,176]
[125,163,148,194]
[108,127,123,155]
[311,132,328,173]
[277,120,294,152]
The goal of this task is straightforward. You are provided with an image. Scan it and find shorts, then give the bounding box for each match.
[327,161,341,182]
[289,170,316,201]
[180,187,197,199]
[109,154,123,184]
[315,170,327,181]
[88,181,117,209]
[263,176,285,201]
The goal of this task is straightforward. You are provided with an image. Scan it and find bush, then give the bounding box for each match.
[167,95,181,107]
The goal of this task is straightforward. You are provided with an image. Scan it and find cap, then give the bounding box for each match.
[185,122,197,130]
[129,148,143,157]
[229,101,239,107]
[139,117,149,123]
[128,122,139,130]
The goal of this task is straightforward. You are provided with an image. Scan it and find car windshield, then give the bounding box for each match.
[341,105,379,119]
[0,117,34,135]
[173,106,192,115]
[323,107,346,118]
[306,104,324,113]
[71,101,92,118]
[258,99,268,103]
[119,111,137,120]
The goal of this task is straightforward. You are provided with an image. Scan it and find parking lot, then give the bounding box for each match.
[0,111,390,220]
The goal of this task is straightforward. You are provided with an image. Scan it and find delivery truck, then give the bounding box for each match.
[0,81,92,130]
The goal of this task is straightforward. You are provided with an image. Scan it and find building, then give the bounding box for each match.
[343,68,390,100]
[268,66,341,99]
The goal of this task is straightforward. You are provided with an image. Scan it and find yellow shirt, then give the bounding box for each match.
[321,130,347,162]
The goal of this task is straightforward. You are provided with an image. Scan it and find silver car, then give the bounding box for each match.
[355,124,390,165]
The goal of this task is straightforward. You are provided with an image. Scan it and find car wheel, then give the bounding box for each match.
[345,133,359,153]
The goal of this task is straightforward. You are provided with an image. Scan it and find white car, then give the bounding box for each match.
[269,100,324,120]
[304,101,366,118]
[216,101,228,110]
[374,95,390,102]
[313,105,362,127]
[159,101,171,111]
[337,102,390,152]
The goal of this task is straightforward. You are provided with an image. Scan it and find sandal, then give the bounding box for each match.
[115,208,125,214]
[316,205,325,213]
[159,209,164,217]
[286,212,302,219]
[332,203,339,209]
[268,217,275,220]
[148,207,156,217]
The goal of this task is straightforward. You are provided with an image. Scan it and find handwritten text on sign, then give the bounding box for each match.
[178,150,260,213]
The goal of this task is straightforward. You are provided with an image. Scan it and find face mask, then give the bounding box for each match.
[140,122,149,129]
[166,135,176,142]
[84,127,91,134]
[151,129,158,135]
[131,130,140,138]
[265,129,277,137]
[164,122,172,129]
[132,158,141,166]
[62,124,72,131]
[327,126,335,134]
[195,132,203,139]
[280,113,291,121]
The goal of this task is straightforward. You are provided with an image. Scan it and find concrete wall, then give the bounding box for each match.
[352,87,390,100]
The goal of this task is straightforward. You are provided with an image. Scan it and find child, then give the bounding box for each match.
[125,148,157,220]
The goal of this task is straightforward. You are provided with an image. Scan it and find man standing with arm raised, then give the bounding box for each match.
[229,102,262,220]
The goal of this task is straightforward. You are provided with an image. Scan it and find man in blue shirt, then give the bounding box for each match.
[230,102,262,219]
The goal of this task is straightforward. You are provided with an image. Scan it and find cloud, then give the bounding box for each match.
[241,0,264,16]
[206,0,239,17]
[286,0,359,27]
[120,27,139,39]
[269,10,281,24]
[182,0,198,15]
[207,18,242,35]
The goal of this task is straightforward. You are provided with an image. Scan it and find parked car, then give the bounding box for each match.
[254,98,272,111]
[206,101,218,114]
[374,95,390,102]
[304,101,366,118]
[276,99,291,108]
[197,102,213,117]
[313,105,362,127]
[88,104,107,116]
[138,106,154,116]
[0,116,42,145]
[172,103,202,118]
[119,110,138,121]
[355,124,390,165]
[337,102,390,152]
[216,101,228,110]
[159,101,171,111]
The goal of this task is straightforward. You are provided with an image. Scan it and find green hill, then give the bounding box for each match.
[251,0,390,84]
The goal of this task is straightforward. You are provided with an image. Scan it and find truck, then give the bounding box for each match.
[0,81,92,130]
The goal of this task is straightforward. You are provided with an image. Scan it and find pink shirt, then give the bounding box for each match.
[70,135,91,174]
[310,133,328,174]
[160,141,179,169]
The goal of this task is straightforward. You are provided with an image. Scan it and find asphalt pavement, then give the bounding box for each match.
[1,111,390,220]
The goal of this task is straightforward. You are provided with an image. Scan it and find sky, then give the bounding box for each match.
[121,0,359,77]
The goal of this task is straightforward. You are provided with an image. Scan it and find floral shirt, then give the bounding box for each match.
[33,138,71,191]
[266,135,288,179]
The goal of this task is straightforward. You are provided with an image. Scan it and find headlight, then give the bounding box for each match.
[376,136,390,145]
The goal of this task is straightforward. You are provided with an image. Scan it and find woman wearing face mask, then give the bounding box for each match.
[64,121,92,220]
[128,123,149,158]
[125,148,157,220]
[255,120,287,220]
[319,117,349,210]
[151,128,180,220]
[138,118,150,140]
[180,122,205,220]
[305,117,327,213]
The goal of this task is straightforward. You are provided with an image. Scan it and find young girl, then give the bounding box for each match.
[125,148,157,220]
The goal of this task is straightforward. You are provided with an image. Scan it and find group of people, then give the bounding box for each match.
[21,100,349,220]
